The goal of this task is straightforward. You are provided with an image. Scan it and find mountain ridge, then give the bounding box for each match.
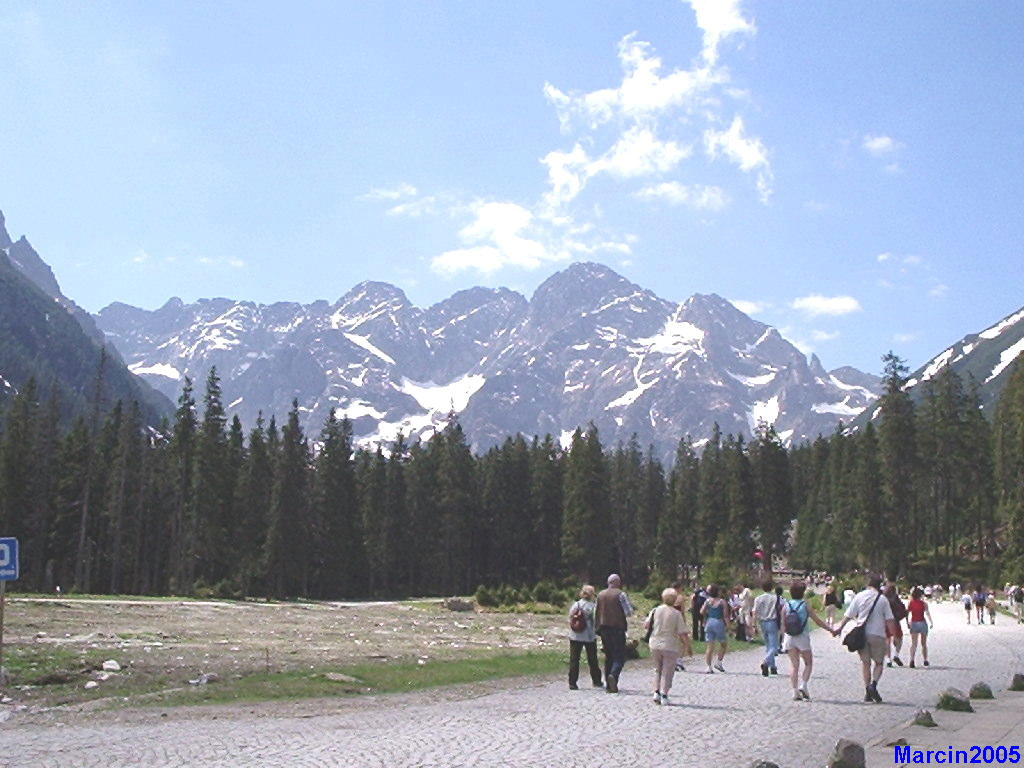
[95,260,883,459]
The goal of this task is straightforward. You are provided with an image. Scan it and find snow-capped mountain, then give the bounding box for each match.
[905,304,1023,410]
[96,262,880,457]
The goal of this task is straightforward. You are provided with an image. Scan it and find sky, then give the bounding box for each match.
[0,0,1021,375]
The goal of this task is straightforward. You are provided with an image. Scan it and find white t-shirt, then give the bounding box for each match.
[844,587,894,638]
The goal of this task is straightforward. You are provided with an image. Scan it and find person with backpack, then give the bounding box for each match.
[823,583,840,629]
[752,580,783,676]
[961,590,973,623]
[972,586,986,624]
[1013,583,1024,624]
[644,588,690,705]
[985,591,998,624]
[884,583,908,667]
[567,584,602,690]
[833,574,897,703]
[906,586,933,668]
[596,573,634,693]
[781,582,832,700]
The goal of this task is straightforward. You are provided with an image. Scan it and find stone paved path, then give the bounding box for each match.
[2,602,1022,767]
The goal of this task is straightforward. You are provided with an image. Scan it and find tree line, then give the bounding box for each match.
[1,354,1022,599]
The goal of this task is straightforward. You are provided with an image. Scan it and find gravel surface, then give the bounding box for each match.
[2,601,1022,768]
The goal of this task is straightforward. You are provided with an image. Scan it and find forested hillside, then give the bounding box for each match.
[1,352,1021,598]
[0,249,170,426]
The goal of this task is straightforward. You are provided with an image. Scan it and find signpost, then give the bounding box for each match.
[0,537,19,680]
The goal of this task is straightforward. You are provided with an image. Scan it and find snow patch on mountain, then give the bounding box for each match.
[343,333,396,364]
[749,396,780,431]
[729,369,776,387]
[979,308,1024,340]
[633,319,705,358]
[128,362,181,379]
[812,400,862,417]
[986,336,1024,383]
[397,375,486,414]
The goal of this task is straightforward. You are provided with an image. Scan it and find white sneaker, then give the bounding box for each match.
[714,662,726,672]
[793,689,802,701]
[653,691,661,704]
[660,693,670,706]
[706,666,714,674]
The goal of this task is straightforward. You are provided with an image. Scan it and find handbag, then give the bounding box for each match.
[842,592,882,652]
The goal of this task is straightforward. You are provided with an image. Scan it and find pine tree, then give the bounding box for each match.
[264,400,311,598]
[750,423,791,573]
[192,368,231,586]
[876,352,918,576]
[168,378,197,594]
[529,434,564,581]
[312,413,364,597]
[658,437,698,580]
[560,425,613,582]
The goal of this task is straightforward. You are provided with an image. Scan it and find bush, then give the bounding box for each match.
[474,585,498,607]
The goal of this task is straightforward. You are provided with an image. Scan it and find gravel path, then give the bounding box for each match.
[2,601,1022,768]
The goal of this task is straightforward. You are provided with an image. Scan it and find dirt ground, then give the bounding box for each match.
[1,596,578,710]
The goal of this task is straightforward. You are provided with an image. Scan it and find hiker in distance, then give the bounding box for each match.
[700,584,731,673]
[596,574,634,693]
[781,581,833,701]
[752,581,784,676]
[644,588,690,705]
[567,585,603,690]
[833,574,897,703]
[906,586,933,668]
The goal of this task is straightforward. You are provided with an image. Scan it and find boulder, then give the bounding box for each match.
[937,688,974,712]
[101,660,121,672]
[443,597,474,612]
[748,761,780,768]
[84,681,99,690]
[1010,673,1024,692]
[827,739,865,768]
[188,672,220,686]
[913,709,938,727]
[969,682,994,700]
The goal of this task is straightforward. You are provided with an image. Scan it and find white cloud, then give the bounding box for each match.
[876,252,892,262]
[431,201,565,276]
[543,34,720,131]
[589,126,690,179]
[790,294,862,316]
[811,329,840,342]
[893,332,917,344]
[902,254,923,265]
[704,116,773,201]
[928,283,949,299]
[229,258,245,269]
[359,183,418,201]
[803,200,827,211]
[862,134,901,156]
[634,181,728,210]
[541,128,690,210]
[684,0,756,66]
[730,299,768,315]
[132,249,150,264]
[386,196,440,218]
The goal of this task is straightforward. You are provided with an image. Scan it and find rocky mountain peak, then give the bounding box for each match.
[0,210,11,248]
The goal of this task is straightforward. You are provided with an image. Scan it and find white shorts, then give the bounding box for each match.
[782,632,812,653]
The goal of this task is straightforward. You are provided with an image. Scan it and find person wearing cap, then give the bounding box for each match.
[596,573,634,693]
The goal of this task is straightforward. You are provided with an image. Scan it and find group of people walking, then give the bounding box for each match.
[567,573,940,706]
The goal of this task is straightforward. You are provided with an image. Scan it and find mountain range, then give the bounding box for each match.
[3,207,1020,459]
[96,261,883,458]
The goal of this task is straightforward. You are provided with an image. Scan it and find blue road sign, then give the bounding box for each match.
[0,537,18,581]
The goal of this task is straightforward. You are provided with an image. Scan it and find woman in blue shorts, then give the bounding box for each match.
[700,584,732,673]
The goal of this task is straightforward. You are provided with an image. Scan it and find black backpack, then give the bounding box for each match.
[783,600,807,636]
[843,592,882,653]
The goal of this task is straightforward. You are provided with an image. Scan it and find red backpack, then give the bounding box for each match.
[569,602,588,633]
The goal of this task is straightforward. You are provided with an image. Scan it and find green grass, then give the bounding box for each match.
[2,644,110,688]
[144,651,568,707]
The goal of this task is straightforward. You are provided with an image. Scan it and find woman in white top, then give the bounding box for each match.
[645,588,689,705]
[781,582,833,701]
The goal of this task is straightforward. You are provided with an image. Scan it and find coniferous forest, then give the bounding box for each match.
[1,353,1022,600]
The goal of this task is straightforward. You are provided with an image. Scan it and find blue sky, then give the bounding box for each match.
[0,0,1021,374]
